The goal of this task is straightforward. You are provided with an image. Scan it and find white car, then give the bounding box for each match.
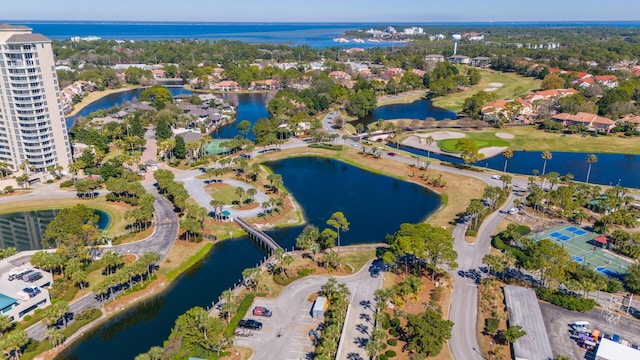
[508,208,518,215]
[491,175,501,180]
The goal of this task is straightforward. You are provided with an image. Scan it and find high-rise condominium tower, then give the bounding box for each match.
[0,24,71,176]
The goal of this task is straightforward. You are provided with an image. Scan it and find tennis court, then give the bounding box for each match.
[531,224,632,278]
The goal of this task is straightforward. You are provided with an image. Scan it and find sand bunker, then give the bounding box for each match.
[484,88,498,92]
[480,146,508,158]
[495,132,515,139]
[415,131,465,141]
[489,82,504,87]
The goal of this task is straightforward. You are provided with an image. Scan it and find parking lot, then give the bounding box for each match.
[540,301,640,359]
[234,264,380,360]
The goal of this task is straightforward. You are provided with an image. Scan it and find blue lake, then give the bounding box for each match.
[213,93,271,141]
[58,156,440,359]
[65,87,192,128]
[355,98,456,128]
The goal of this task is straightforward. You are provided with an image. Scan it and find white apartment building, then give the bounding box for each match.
[0,24,71,175]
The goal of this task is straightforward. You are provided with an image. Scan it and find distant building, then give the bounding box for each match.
[448,55,470,64]
[425,54,445,62]
[551,112,616,133]
[470,57,491,67]
[0,265,53,322]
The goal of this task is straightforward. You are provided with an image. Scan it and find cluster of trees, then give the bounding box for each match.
[424,62,479,97]
[295,212,350,269]
[160,306,227,360]
[383,222,458,280]
[154,170,208,241]
[57,65,120,90]
[462,90,500,119]
[465,186,508,233]
[369,283,453,358]
[0,325,28,360]
[0,247,17,261]
[313,278,352,359]
[42,204,102,249]
[94,252,161,306]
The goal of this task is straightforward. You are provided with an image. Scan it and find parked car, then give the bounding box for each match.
[387,152,396,157]
[252,306,272,317]
[491,175,501,180]
[508,208,519,215]
[14,269,33,281]
[238,319,262,330]
[370,266,381,278]
[25,272,43,283]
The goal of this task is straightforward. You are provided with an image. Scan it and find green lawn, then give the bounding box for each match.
[340,249,376,273]
[437,133,510,153]
[206,183,240,205]
[432,68,541,112]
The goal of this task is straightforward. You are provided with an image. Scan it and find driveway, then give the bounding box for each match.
[236,263,381,360]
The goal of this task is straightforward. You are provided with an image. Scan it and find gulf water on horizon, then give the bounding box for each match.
[3,21,640,48]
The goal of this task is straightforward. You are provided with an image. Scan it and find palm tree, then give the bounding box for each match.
[585,154,597,184]
[424,136,435,158]
[503,149,513,172]
[541,150,552,175]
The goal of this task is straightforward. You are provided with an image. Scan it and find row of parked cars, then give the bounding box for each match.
[235,306,272,334]
[8,269,43,283]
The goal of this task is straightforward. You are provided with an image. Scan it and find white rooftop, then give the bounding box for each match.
[596,338,640,360]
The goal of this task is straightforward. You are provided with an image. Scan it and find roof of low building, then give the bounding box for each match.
[593,235,610,244]
[176,131,203,143]
[596,338,640,360]
[6,33,50,43]
[0,24,32,31]
[503,285,554,360]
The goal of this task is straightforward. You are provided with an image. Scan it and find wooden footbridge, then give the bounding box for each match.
[235,217,282,253]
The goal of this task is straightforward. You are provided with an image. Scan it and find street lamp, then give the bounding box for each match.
[489,341,493,355]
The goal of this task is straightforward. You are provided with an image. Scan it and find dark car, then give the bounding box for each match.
[252,306,272,317]
[370,266,381,278]
[387,152,396,156]
[25,272,43,283]
[238,319,262,331]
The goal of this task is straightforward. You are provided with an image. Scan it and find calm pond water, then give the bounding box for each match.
[213,93,271,141]
[400,146,640,189]
[59,156,440,359]
[353,98,457,129]
[0,210,110,251]
[65,87,192,128]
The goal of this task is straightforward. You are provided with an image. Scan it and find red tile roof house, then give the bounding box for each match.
[482,99,533,122]
[594,75,619,89]
[212,80,240,92]
[328,71,351,81]
[525,88,578,103]
[551,112,616,133]
[619,115,640,131]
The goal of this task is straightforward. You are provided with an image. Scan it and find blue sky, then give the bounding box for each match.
[4,0,639,22]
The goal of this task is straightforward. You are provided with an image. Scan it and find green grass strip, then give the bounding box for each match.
[165,243,214,282]
[223,293,256,337]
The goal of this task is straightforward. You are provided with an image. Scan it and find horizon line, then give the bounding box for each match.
[3,19,640,24]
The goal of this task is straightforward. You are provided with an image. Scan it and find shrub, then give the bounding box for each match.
[379,355,388,360]
[536,288,595,312]
[485,317,499,335]
[387,338,398,346]
[605,279,623,293]
[431,286,444,302]
[76,308,99,321]
[466,229,478,237]
[23,315,32,321]
[385,350,397,357]
[516,225,531,236]
[389,327,400,337]
[46,179,54,184]
[390,317,401,328]
[297,268,316,276]
[59,180,74,188]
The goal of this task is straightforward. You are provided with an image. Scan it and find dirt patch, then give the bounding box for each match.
[237,202,259,211]
[495,132,515,139]
[123,254,137,264]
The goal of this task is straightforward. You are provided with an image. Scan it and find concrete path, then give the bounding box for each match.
[178,172,270,218]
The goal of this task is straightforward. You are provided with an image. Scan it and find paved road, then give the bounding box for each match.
[20,184,180,342]
[236,263,380,360]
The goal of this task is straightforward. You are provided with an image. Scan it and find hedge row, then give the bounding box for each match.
[308,143,343,151]
[536,288,596,312]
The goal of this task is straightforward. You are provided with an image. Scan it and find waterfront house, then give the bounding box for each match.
[212,80,240,92]
[525,88,578,103]
[619,115,640,131]
[551,112,616,133]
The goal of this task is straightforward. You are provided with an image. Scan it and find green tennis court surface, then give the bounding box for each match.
[531,224,632,278]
